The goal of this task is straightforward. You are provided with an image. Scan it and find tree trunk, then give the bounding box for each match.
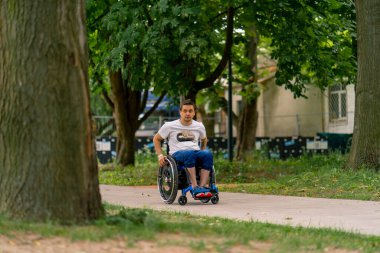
[236,25,259,161]
[197,106,215,136]
[109,71,139,166]
[0,0,104,221]
[236,100,259,161]
[347,1,380,170]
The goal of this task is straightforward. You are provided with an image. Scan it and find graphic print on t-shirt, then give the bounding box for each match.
[176,130,195,142]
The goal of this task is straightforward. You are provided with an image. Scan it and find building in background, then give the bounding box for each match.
[220,55,355,138]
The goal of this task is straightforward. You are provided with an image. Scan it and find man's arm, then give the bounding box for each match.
[153,133,166,166]
[200,137,208,150]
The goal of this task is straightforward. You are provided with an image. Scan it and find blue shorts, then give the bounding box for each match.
[172,150,213,171]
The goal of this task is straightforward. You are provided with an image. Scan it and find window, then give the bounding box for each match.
[329,84,347,121]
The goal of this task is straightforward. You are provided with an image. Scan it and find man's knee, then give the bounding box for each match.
[200,150,213,160]
[173,150,197,168]
[198,150,213,171]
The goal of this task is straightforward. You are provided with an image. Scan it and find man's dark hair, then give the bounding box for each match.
[180,99,196,111]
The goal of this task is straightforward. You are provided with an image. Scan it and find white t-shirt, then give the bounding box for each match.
[158,119,206,155]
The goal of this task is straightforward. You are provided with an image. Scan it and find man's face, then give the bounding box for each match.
[180,105,195,123]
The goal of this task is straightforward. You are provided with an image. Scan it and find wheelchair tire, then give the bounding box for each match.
[157,156,178,204]
[178,195,187,205]
[211,194,219,204]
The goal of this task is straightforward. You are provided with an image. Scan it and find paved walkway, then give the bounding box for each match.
[100,185,380,236]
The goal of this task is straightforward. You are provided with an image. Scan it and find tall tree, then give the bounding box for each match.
[347,0,380,170]
[0,0,104,221]
[87,0,167,166]
[235,25,260,161]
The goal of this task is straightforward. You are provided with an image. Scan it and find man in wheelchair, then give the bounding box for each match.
[153,99,214,200]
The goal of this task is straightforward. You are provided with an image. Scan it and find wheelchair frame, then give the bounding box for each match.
[157,155,219,205]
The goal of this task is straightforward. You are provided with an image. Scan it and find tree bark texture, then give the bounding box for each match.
[109,68,166,167]
[0,0,104,221]
[236,100,258,161]
[347,1,380,170]
[236,26,259,161]
[109,71,139,166]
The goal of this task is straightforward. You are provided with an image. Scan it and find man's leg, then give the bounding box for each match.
[200,168,212,198]
[172,150,199,188]
[186,167,198,188]
[199,169,210,187]
[196,150,213,188]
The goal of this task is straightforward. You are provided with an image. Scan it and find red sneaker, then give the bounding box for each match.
[204,192,213,198]
[195,192,205,198]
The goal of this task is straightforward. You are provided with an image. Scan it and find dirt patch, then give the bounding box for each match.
[0,233,359,253]
[0,233,273,253]
[0,234,191,253]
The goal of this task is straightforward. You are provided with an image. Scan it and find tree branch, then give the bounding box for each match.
[209,4,245,24]
[137,91,167,128]
[97,117,115,136]
[102,90,114,110]
[139,89,149,115]
[194,7,234,91]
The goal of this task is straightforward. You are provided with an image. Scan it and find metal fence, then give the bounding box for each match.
[95,135,352,164]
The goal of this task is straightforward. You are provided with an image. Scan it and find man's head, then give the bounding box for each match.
[179,99,196,124]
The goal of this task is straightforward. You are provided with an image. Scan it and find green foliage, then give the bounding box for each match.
[252,0,356,96]
[196,83,226,113]
[200,0,356,105]
[86,0,232,97]
[86,0,357,102]
[99,158,157,186]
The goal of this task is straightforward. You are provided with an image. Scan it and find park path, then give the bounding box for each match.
[100,184,380,236]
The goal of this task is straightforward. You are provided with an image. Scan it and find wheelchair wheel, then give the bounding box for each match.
[157,156,178,204]
[211,194,219,204]
[178,195,187,205]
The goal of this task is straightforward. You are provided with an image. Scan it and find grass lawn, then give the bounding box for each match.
[2,153,378,252]
[1,205,379,253]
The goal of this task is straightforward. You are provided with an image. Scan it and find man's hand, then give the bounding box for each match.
[154,133,166,167]
[200,137,208,150]
[158,154,166,167]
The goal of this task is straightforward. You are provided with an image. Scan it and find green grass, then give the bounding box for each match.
[216,153,380,200]
[99,152,380,201]
[1,205,379,252]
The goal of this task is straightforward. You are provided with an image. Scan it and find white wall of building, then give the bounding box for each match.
[221,79,355,138]
[256,79,324,137]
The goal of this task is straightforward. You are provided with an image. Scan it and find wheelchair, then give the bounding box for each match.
[157,155,219,205]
